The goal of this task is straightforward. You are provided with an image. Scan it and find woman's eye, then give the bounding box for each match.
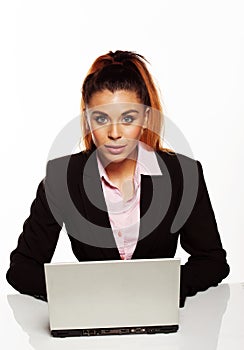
[95,116,108,124]
[122,116,134,123]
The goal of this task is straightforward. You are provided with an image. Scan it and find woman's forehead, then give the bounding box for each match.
[86,102,146,115]
[87,89,142,107]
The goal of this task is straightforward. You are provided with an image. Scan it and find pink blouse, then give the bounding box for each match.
[96,142,162,260]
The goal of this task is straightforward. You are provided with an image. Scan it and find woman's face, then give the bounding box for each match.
[85,89,148,166]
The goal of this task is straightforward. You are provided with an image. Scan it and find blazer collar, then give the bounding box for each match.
[78,149,170,260]
[81,148,165,219]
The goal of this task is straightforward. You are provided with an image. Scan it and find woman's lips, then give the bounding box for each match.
[105,145,127,155]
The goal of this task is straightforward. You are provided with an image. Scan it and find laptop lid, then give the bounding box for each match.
[44,258,181,336]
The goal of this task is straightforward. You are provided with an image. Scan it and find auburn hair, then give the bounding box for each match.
[80,50,169,152]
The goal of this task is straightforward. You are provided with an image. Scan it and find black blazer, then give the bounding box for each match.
[6,149,230,307]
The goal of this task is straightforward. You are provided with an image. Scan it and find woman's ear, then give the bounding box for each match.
[83,110,90,131]
[143,107,150,130]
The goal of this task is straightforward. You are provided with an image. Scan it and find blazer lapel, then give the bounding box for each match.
[78,150,120,260]
[130,175,153,259]
[132,153,172,259]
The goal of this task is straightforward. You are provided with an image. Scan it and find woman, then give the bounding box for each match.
[6,50,230,307]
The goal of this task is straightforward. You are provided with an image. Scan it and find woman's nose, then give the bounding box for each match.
[108,122,122,139]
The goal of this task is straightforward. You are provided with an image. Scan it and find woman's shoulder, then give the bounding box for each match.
[45,150,94,178]
[155,149,202,186]
[156,148,199,167]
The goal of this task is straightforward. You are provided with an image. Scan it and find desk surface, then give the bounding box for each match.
[2,283,244,350]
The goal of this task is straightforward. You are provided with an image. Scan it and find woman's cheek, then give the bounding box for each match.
[91,128,106,146]
[125,125,144,140]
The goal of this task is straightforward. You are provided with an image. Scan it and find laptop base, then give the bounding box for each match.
[51,325,179,337]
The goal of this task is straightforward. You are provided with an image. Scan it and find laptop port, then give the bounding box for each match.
[147,328,156,334]
[135,328,146,333]
[82,329,97,336]
[53,331,69,337]
[119,328,130,334]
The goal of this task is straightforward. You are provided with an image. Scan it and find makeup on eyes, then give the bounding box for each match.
[91,109,140,125]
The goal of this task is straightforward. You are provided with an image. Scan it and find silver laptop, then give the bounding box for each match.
[44,258,181,337]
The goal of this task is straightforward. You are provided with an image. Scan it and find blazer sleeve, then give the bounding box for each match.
[179,161,230,307]
[6,167,63,299]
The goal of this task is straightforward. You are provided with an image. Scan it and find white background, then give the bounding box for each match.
[1,0,244,296]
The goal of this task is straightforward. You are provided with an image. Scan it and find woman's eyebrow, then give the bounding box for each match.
[90,110,108,116]
[121,109,139,116]
[90,109,139,116]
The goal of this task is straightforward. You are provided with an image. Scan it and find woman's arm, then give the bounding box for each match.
[179,161,230,307]
[6,176,63,299]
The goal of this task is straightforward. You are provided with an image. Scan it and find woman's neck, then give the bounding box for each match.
[100,146,138,188]
[106,158,137,202]
[106,158,137,182]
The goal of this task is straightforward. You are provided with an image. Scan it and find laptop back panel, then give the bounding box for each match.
[44,258,180,336]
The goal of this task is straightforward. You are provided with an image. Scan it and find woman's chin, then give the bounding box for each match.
[101,154,127,166]
[97,145,138,167]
